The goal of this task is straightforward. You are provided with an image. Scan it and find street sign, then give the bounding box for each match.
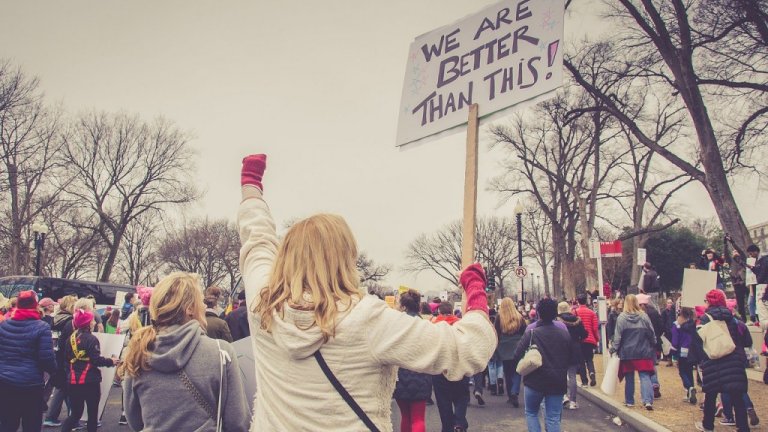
[514,266,527,278]
[637,248,647,266]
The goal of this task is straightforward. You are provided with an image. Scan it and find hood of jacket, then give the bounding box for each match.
[53,311,72,329]
[432,314,460,326]
[558,313,581,327]
[621,312,645,324]
[705,306,733,321]
[266,295,361,361]
[148,320,204,373]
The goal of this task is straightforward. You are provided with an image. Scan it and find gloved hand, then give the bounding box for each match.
[241,154,267,190]
[459,263,489,314]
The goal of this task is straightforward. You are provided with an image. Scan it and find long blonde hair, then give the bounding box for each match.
[58,295,77,314]
[123,272,206,377]
[623,294,642,314]
[497,298,525,334]
[255,213,361,342]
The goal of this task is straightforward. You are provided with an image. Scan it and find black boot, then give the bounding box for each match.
[497,378,504,396]
[489,382,497,396]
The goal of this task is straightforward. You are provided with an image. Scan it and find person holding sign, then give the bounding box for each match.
[238,154,496,432]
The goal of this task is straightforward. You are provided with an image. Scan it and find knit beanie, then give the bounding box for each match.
[636,293,650,305]
[537,298,558,322]
[73,308,94,329]
[137,286,154,306]
[557,301,570,315]
[705,289,726,307]
[17,290,39,310]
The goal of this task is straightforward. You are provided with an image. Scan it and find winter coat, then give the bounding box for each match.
[645,306,664,350]
[611,312,655,361]
[510,320,572,395]
[52,312,74,388]
[606,310,619,346]
[0,315,57,387]
[205,310,233,342]
[495,318,525,361]
[64,329,115,385]
[123,320,250,432]
[640,270,661,293]
[575,305,599,346]
[224,305,250,342]
[558,313,587,366]
[698,306,748,394]
[238,187,496,432]
[660,306,676,339]
[671,320,703,364]
[752,255,768,285]
[393,312,433,401]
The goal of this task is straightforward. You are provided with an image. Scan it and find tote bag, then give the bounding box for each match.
[516,329,542,376]
[600,355,620,395]
[698,313,736,360]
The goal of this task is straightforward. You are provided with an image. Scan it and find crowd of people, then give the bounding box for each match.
[1,154,767,432]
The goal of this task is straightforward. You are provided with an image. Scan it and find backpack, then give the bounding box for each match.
[697,313,736,360]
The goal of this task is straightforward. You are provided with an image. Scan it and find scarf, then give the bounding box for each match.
[12,308,41,321]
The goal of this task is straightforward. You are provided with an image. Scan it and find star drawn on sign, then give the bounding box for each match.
[408,63,430,96]
[541,9,559,31]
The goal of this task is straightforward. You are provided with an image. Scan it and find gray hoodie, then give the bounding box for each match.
[611,312,656,361]
[123,320,249,432]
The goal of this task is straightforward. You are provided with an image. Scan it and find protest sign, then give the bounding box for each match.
[81,332,125,422]
[681,268,718,308]
[396,0,566,146]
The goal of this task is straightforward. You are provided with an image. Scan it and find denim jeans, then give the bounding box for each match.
[502,359,522,397]
[678,358,694,390]
[45,386,70,421]
[748,285,757,317]
[722,392,754,420]
[566,366,578,402]
[624,370,653,405]
[523,386,563,432]
[488,359,504,382]
[433,375,469,432]
[472,372,485,395]
[650,367,659,387]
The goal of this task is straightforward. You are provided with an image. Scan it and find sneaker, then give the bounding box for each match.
[653,384,661,399]
[645,403,653,411]
[688,388,697,405]
[453,427,466,432]
[694,422,714,432]
[43,419,62,427]
[474,391,485,406]
[624,402,635,407]
[589,372,597,387]
[719,418,736,426]
[715,404,724,418]
[568,401,578,410]
[748,408,760,426]
[508,394,519,407]
[562,395,570,406]
[119,415,128,425]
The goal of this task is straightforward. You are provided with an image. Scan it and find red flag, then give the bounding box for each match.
[600,240,622,258]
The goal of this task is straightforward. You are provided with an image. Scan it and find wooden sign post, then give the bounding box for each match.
[460,104,480,311]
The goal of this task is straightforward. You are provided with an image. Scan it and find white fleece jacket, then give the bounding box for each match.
[238,187,497,432]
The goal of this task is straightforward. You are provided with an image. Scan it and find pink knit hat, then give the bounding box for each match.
[636,294,650,305]
[137,285,154,306]
[73,309,94,329]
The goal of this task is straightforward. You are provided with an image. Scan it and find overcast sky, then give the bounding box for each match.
[1,0,766,293]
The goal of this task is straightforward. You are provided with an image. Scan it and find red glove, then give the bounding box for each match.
[241,154,267,190]
[459,263,489,314]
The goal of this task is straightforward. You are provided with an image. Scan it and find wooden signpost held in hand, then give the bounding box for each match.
[461,104,480,311]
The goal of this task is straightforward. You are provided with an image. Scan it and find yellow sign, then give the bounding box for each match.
[398,286,411,294]
[385,296,397,309]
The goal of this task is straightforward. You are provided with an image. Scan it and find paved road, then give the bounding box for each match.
[84,384,635,432]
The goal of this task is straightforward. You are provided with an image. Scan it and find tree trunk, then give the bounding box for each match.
[99,228,125,282]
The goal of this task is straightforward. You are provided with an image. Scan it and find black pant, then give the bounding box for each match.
[579,344,595,383]
[433,375,469,432]
[0,381,43,432]
[61,383,101,432]
[703,391,748,432]
[734,283,748,320]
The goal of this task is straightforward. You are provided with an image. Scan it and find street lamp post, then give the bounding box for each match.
[515,201,524,304]
[32,221,49,277]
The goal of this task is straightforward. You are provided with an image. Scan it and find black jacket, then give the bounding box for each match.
[557,313,587,366]
[64,330,115,385]
[393,312,433,401]
[645,306,664,350]
[660,306,676,339]
[495,318,526,361]
[606,310,619,347]
[52,312,74,388]
[510,321,572,395]
[752,255,768,286]
[225,306,250,342]
[698,307,748,394]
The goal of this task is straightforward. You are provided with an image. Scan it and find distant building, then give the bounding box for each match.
[749,221,768,252]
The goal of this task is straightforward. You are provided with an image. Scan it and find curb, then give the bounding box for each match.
[576,387,673,432]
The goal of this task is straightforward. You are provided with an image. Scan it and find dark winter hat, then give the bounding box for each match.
[537,298,558,322]
[17,290,38,310]
[705,289,726,307]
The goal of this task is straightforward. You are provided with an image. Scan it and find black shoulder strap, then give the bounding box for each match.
[313,350,380,432]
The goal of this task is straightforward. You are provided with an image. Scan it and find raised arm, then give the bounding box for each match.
[237,154,279,309]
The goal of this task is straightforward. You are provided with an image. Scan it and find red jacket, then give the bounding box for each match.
[431,315,460,326]
[575,305,599,346]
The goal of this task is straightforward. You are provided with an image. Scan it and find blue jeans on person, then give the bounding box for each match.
[722,392,754,420]
[678,358,694,390]
[502,359,522,397]
[650,367,660,387]
[523,385,563,432]
[45,386,70,421]
[488,358,504,382]
[748,285,757,317]
[433,375,469,432]
[624,370,654,405]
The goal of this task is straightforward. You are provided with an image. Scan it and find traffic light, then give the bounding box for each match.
[487,269,496,292]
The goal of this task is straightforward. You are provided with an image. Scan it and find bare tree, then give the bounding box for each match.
[157,218,240,291]
[116,213,163,285]
[357,252,391,287]
[63,112,198,281]
[40,202,103,279]
[521,203,554,297]
[0,60,66,275]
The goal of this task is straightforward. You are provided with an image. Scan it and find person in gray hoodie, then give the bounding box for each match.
[122,272,249,432]
[610,294,657,410]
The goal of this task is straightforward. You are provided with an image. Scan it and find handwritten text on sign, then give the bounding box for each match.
[396,0,565,146]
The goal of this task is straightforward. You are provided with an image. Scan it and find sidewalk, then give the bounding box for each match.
[579,354,768,432]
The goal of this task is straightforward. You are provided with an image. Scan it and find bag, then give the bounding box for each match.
[697,313,736,360]
[177,340,231,432]
[315,350,381,432]
[660,335,672,356]
[600,355,620,395]
[516,328,542,376]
